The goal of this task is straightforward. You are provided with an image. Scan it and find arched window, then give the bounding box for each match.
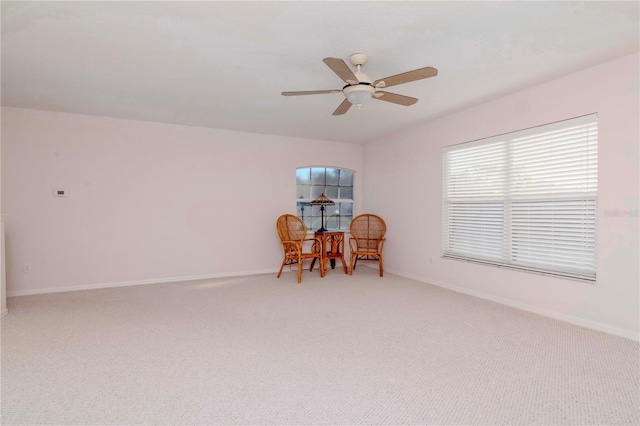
[296,167,354,231]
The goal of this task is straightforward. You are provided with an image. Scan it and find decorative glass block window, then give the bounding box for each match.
[296,167,354,231]
[443,114,598,282]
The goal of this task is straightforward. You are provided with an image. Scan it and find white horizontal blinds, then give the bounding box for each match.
[445,202,505,261]
[509,119,598,280]
[511,200,597,279]
[443,114,598,281]
[443,140,507,262]
[510,120,598,198]
[445,140,507,199]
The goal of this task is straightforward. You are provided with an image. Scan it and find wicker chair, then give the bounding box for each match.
[349,214,386,277]
[276,214,325,283]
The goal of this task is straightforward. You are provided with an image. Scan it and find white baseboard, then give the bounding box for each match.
[6,268,280,298]
[385,267,640,342]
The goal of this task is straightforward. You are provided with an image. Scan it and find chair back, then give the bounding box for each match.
[277,214,307,243]
[350,214,386,251]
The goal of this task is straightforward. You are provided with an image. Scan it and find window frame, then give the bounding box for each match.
[442,114,598,282]
[296,166,355,232]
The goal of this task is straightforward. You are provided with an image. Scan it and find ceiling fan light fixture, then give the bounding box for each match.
[343,84,375,109]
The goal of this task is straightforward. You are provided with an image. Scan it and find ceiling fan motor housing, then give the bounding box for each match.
[343,53,376,107]
[343,83,375,108]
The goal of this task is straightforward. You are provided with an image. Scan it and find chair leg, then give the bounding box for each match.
[297,260,302,283]
[349,254,354,275]
[277,259,287,278]
[379,255,384,277]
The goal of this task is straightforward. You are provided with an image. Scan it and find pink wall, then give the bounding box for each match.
[1,108,363,294]
[364,53,639,339]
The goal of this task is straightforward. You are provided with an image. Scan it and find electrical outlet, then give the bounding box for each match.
[23,264,31,273]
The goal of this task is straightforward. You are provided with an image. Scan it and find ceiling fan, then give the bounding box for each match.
[282,53,437,116]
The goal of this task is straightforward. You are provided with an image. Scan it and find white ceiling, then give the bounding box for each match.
[2,1,638,144]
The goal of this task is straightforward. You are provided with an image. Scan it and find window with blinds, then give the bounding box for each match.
[442,114,598,282]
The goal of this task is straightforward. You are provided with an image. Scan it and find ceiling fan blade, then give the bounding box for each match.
[373,66,438,88]
[282,90,341,96]
[323,58,358,84]
[374,91,418,106]
[332,99,352,116]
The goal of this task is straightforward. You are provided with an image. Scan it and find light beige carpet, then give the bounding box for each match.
[2,267,639,425]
